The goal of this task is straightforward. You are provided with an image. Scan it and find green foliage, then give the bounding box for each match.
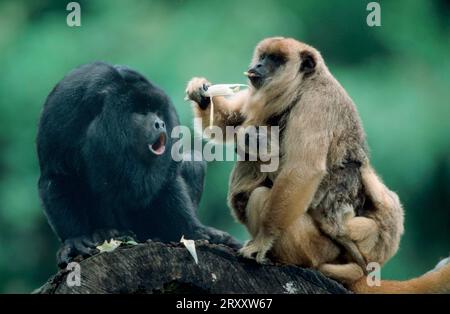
[0,0,449,292]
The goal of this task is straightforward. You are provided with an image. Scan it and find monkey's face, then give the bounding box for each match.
[119,76,174,166]
[246,52,286,89]
[131,112,168,159]
[246,37,319,90]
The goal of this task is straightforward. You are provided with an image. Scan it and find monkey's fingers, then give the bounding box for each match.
[239,235,274,264]
[185,77,211,108]
[338,238,368,275]
[239,244,258,260]
[56,244,73,268]
[57,236,100,268]
[239,244,269,264]
[255,251,270,264]
[198,226,242,250]
[73,239,99,257]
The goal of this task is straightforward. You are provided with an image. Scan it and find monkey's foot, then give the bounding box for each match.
[239,234,275,264]
[57,229,136,268]
[185,77,211,109]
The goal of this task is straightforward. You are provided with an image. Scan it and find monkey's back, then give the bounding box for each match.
[308,161,366,235]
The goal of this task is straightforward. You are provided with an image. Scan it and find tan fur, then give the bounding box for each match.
[185,37,450,293]
[351,263,450,294]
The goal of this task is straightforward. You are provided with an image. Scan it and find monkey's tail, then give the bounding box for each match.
[350,259,450,293]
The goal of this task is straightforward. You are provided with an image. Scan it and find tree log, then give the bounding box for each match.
[35,240,349,294]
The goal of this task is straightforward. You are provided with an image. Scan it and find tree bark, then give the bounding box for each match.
[35,240,349,294]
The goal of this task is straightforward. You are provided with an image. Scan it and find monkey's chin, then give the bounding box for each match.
[248,76,264,89]
[148,133,166,155]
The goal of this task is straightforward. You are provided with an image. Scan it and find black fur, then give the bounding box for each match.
[37,62,240,266]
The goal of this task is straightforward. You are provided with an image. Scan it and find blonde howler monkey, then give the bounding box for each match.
[185,37,450,293]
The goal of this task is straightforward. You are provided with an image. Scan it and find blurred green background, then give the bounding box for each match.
[0,0,449,293]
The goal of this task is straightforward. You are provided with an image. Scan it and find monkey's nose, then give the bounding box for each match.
[154,118,166,131]
[247,65,263,78]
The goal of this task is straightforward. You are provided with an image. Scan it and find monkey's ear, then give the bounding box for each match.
[299,51,316,74]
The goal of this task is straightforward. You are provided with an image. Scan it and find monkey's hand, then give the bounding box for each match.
[57,235,99,268]
[57,229,136,268]
[239,231,276,264]
[195,226,242,250]
[185,77,211,110]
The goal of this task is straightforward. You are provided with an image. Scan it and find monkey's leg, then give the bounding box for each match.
[345,216,379,259]
[228,162,268,225]
[244,186,271,238]
[315,227,368,273]
[311,206,368,272]
[345,215,400,267]
[319,263,365,285]
[239,186,273,262]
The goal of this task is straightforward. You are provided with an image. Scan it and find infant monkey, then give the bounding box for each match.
[186,37,436,292]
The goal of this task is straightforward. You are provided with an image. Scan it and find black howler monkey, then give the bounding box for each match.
[37,62,240,266]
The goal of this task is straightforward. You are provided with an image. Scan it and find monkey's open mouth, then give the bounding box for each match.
[149,133,166,155]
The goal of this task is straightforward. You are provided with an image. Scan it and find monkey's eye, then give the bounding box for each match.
[267,54,286,66]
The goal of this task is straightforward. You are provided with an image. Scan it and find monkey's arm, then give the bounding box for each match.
[39,175,101,266]
[39,176,92,242]
[265,105,331,231]
[240,121,330,262]
[186,77,247,140]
